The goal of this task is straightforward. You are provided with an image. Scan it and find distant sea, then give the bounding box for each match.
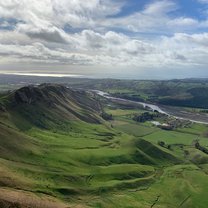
[0,72,84,78]
[0,72,155,80]
[2,72,206,80]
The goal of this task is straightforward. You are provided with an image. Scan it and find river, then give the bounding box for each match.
[94,90,208,125]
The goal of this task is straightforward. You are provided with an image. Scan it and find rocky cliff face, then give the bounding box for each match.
[14,84,73,104]
[14,86,40,104]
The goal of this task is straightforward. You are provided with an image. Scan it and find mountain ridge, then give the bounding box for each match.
[0,84,103,130]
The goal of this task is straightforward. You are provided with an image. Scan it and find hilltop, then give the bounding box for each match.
[0,84,103,130]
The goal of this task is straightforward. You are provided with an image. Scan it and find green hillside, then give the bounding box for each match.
[0,84,208,208]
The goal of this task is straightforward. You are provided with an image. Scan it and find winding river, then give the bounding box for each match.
[94,90,208,125]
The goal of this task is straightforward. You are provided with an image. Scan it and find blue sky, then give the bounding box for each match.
[110,0,206,19]
[0,0,208,79]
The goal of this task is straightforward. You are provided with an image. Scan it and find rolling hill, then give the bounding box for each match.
[0,84,207,208]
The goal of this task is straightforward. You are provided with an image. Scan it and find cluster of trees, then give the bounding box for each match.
[200,109,208,113]
[133,112,155,123]
[101,112,113,121]
[194,140,208,154]
[157,141,171,150]
[133,112,164,123]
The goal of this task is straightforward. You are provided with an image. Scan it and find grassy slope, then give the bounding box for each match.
[100,105,208,208]
[0,85,208,207]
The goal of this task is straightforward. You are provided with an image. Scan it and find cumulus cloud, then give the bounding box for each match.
[0,0,208,76]
[18,25,69,43]
[0,42,95,65]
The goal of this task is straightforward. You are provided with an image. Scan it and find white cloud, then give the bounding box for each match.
[0,0,208,75]
[17,24,69,43]
[0,42,95,65]
[101,0,177,33]
[102,1,202,33]
[198,0,208,3]
[0,0,123,29]
[168,17,199,27]
[163,33,208,47]
[1,28,208,69]
[143,0,177,15]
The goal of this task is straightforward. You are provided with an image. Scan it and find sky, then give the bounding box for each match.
[0,0,208,79]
